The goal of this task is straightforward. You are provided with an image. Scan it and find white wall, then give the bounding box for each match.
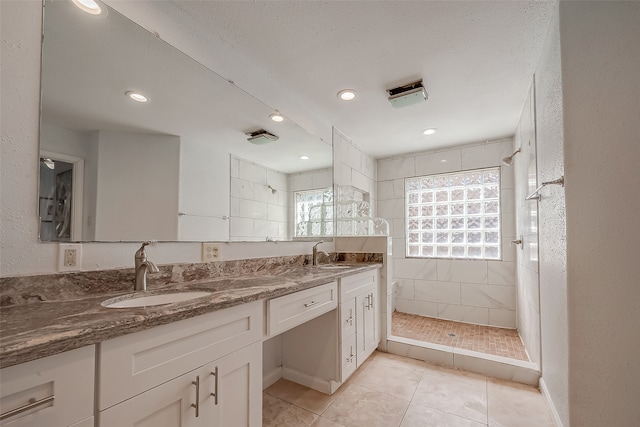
[532,5,569,425]
[559,2,640,426]
[378,139,518,328]
[288,167,333,237]
[94,131,180,241]
[513,84,542,367]
[0,1,334,277]
[230,156,288,241]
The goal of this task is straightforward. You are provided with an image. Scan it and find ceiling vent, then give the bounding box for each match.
[387,79,428,108]
[246,129,279,145]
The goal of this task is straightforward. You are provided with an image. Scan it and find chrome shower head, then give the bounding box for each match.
[267,185,277,194]
[501,148,521,166]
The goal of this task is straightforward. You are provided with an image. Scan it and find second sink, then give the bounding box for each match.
[102,291,212,308]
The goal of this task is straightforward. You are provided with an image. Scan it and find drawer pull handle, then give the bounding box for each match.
[210,366,219,405]
[304,300,319,307]
[0,395,55,421]
[191,375,200,417]
[345,316,354,325]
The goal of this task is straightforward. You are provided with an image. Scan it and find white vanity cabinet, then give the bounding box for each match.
[0,346,95,427]
[98,300,263,427]
[340,270,378,370]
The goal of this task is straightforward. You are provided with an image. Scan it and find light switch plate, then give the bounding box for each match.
[58,243,82,272]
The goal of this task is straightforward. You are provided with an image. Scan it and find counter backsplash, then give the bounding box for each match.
[0,252,383,307]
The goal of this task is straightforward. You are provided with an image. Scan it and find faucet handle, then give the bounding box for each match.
[135,241,153,259]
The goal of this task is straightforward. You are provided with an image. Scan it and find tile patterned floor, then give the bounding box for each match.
[263,351,556,427]
[392,312,529,361]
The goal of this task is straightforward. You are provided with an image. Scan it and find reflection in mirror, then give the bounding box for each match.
[38,0,332,242]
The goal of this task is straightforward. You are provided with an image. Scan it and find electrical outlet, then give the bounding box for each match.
[202,243,220,262]
[58,243,82,271]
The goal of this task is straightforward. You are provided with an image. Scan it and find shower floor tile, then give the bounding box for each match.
[392,312,529,361]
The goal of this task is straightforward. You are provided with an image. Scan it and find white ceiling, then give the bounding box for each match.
[170,0,557,158]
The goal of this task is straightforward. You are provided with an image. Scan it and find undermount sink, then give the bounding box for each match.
[316,265,352,270]
[101,291,212,308]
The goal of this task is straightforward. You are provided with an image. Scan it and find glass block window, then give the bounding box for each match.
[405,168,501,260]
[294,188,333,237]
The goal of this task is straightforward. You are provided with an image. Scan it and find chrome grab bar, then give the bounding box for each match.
[0,395,55,421]
[526,176,564,201]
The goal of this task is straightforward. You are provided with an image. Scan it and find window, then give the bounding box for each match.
[294,188,333,237]
[405,168,501,260]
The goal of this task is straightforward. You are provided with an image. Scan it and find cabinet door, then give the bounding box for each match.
[355,287,377,367]
[211,342,262,427]
[99,368,203,427]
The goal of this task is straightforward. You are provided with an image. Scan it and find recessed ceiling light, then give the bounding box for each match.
[126,91,148,103]
[299,155,310,160]
[337,89,357,101]
[422,128,438,135]
[72,0,102,15]
[269,113,284,122]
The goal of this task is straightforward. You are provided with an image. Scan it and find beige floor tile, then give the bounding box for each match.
[353,359,422,400]
[265,378,340,415]
[412,370,488,424]
[372,350,428,372]
[487,378,555,427]
[311,417,347,427]
[322,383,410,427]
[263,393,319,427]
[423,362,488,387]
[400,402,487,427]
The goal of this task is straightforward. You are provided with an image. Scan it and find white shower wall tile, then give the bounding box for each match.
[488,261,516,286]
[288,173,314,192]
[461,283,516,310]
[394,258,438,280]
[267,204,286,222]
[437,304,489,325]
[266,169,288,190]
[502,213,517,238]
[396,298,438,317]
[377,180,395,200]
[461,141,513,171]
[502,237,517,262]
[414,149,462,175]
[501,165,515,190]
[238,160,267,185]
[238,199,268,220]
[393,178,405,198]
[414,280,461,305]
[229,217,253,238]
[378,157,415,181]
[392,238,405,258]
[501,189,515,214]
[231,178,254,199]
[489,309,517,328]
[362,152,376,180]
[254,219,279,238]
[436,259,488,283]
[396,278,415,299]
[230,157,239,178]
[378,199,404,220]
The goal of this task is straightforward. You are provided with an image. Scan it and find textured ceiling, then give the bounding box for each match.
[171,0,557,158]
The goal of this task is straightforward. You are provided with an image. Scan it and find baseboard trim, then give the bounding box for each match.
[540,377,564,427]
[262,366,282,390]
[281,367,332,394]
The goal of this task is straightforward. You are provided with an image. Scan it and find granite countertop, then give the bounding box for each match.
[0,263,381,368]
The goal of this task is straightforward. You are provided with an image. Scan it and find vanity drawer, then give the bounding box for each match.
[98,300,262,410]
[340,271,377,301]
[267,281,337,337]
[340,298,356,340]
[0,346,94,427]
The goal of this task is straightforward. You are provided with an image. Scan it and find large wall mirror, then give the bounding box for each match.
[38,0,333,243]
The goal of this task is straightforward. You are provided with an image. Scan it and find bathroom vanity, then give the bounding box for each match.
[0,263,381,427]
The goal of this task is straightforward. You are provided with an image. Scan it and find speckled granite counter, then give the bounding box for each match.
[0,260,381,368]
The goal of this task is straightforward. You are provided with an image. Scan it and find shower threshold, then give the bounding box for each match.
[387,312,540,386]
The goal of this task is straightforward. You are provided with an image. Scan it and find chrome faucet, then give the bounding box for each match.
[134,241,159,291]
[312,240,329,266]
